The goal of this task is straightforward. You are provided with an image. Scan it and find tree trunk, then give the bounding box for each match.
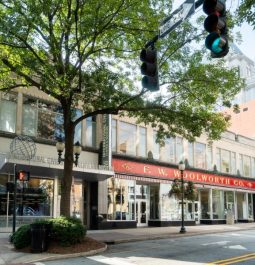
[60,104,75,217]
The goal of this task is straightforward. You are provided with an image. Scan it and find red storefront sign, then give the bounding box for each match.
[112,159,255,190]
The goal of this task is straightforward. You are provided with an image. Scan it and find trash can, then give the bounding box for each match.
[30,223,50,253]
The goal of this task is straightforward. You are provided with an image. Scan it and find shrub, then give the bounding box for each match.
[50,216,86,246]
[11,224,31,249]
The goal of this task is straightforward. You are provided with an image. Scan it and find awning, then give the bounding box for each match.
[0,153,113,182]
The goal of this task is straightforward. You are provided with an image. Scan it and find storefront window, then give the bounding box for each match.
[248,194,253,219]
[107,178,135,221]
[212,190,224,219]
[150,185,159,219]
[161,183,180,221]
[236,192,246,219]
[224,191,235,217]
[139,127,147,157]
[0,175,54,221]
[0,93,17,133]
[71,180,82,219]
[119,121,136,155]
[201,189,210,219]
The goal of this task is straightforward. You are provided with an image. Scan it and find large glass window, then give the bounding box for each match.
[107,178,135,221]
[243,155,251,178]
[23,96,81,143]
[139,127,147,157]
[85,116,96,147]
[162,137,183,164]
[248,194,253,219]
[194,142,206,169]
[111,119,117,152]
[201,189,210,219]
[150,185,159,219]
[153,131,160,160]
[0,175,53,220]
[118,121,136,155]
[0,93,17,133]
[188,142,194,167]
[221,149,231,173]
[212,190,224,219]
[207,145,213,170]
[231,152,236,175]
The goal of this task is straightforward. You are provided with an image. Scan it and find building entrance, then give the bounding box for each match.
[136,200,148,226]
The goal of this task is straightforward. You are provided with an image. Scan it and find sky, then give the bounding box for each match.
[172,0,255,61]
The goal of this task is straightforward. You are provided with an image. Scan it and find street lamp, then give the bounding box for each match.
[56,138,82,166]
[179,161,186,234]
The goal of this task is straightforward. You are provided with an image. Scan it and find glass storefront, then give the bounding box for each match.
[0,174,54,227]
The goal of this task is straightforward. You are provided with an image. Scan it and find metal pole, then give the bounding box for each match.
[12,164,17,234]
[180,169,186,233]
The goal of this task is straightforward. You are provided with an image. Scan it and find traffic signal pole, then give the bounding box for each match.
[12,164,17,233]
[145,0,204,48]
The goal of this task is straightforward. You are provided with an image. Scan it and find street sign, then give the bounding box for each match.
[159,0,195,38]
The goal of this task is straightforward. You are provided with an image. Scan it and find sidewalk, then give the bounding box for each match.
[1,223,255,264]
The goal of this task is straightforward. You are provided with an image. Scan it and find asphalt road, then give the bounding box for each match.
[38,229,255,265]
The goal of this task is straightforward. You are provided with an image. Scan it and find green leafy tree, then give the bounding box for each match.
[0,0,243,217]
[237,0,255,29]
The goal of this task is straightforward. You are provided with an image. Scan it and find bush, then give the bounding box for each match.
[11,224,31,249]
[10,216,86,249]
[50,216,86,246]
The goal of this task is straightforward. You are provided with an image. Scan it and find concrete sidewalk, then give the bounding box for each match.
[1,223,255,264]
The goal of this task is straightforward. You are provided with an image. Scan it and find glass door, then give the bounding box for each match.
[136,200,148,226]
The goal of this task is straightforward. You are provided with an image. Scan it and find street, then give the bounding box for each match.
[36,229,255,265]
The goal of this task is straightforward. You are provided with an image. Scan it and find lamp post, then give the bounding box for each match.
[179,161,186,234]
[56,138,82,166]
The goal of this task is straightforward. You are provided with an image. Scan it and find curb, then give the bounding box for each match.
[102,226,255,244]
[9,244,107,264]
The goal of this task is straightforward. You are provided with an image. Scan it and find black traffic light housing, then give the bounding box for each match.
[140,46,159,91]
[16,170,30,181]
[203,0,229,58]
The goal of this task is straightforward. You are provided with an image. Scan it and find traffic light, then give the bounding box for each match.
[203,0,229,58]
[140,46,159,91]
[16,170,30,181]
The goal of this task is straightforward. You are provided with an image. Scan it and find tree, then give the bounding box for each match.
[237,0,255,29]
[0,0,243,217]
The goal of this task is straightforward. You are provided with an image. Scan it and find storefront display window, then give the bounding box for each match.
[236,192,246,219]
[0,93,17,133]
[248,194,253,219]
[161,184,180,221]
[224,191,235,216]
[0,175,54,220]
[150,185,159,219]
[212,190,224,219]
[201,189,210,219]
[71,180,82,219]
[107,178,135,221]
